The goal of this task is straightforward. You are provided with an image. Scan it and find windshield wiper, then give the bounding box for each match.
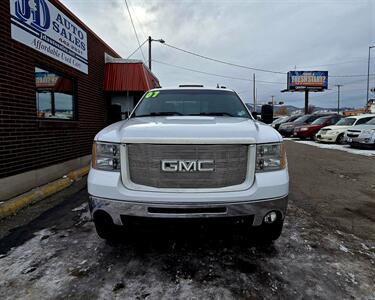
[189,112,234,117]
[134,112,183,117]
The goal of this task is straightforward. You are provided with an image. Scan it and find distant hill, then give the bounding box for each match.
[245,103,354,114]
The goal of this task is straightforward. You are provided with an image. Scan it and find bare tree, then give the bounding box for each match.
[278,107,289,115]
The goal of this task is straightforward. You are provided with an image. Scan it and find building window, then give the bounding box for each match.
[35,67,76,120]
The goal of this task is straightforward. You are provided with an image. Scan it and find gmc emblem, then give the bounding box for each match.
[161,160,215,172]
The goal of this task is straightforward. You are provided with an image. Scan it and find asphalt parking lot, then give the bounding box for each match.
[0,141,374,299]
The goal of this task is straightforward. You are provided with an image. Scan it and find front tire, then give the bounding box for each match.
[93,212,119,241]
[253,219,284,243]
[336,133,345,144]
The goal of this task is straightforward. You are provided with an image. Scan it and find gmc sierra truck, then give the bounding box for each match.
[88,87,289,242]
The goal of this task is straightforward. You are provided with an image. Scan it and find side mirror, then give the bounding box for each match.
[261,104,274,124]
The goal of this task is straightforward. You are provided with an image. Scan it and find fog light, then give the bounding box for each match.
[264,211,277,224]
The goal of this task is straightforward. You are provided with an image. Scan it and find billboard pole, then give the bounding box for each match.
[304,90,309,114]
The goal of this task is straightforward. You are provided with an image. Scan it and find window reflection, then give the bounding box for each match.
[35,67,75,120]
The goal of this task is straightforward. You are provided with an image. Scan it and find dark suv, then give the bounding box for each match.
[278,114,329,137]
[272,114,302,131]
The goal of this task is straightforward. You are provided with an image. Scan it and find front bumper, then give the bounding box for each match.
[88,195,288,226]
[88,167,289,226]
[278,127,294,136]
[347,136,375,148]
[294,130,312,138]
[316,133,338,143]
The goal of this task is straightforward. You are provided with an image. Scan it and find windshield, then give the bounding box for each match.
[293,115,310,124]
[132,89,251,118]
[312,116,330,125]
[365,117,375,125]
[289,115,301,122]
[335,118,356,126]
[272,116,289,124]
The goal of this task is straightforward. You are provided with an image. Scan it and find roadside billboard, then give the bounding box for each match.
[10,0,88,74]
[287,71,328,91]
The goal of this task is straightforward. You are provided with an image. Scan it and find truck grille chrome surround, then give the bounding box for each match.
[121,144,255,192]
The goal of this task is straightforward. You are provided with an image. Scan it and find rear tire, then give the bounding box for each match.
[311,132,317,141]
[93,212,119,241]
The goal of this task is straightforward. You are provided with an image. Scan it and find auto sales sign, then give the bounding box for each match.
[10,0,88,74]
[287,71,328,91]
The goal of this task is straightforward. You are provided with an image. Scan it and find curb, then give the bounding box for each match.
[0,165,90,220]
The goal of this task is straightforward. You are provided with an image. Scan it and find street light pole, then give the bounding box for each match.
[366,46,375,105]
[148,36,165,71]
[335,84,342,114]
[148,36,152,70]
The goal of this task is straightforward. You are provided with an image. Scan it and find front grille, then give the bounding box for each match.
[347,130,360,138]
[126,144,248,189]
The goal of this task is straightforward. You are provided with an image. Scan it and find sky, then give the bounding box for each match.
[61,0,375,109]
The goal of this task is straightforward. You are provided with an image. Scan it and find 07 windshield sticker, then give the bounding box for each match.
[145,91,160,99]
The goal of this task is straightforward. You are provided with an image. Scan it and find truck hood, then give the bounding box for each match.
[95,116,282,144]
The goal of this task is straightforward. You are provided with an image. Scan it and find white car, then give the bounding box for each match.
[316,114,375,144]
[88,87,289,242]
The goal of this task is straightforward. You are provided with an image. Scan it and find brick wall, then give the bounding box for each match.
[0,0,120,178]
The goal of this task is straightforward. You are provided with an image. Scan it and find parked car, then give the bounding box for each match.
[278,114,328,137]
[345,117,375,148]
[293,114,342,140]
[88,87,289,242]
[271,115,301,131]
[316,114,375,144]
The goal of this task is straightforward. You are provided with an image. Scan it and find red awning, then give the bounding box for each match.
[104,62,160,92]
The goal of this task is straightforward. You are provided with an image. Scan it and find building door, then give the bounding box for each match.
[111,94,134,119]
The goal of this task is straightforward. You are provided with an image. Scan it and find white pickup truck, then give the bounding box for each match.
[88,87,289,242]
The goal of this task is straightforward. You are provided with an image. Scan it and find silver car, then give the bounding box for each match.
[345,117,375,148]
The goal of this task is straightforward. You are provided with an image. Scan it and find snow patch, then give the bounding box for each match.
[289,140,375,156]
[339,244,349,253]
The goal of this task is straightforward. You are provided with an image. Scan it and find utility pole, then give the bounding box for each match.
[148,36,165,71]
[271,95,275,109]
[366,46,375,106]
[148,36,152,70]
[253,73,256,112]
[335,84,342,114]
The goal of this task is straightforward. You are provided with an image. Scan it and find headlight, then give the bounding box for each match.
[329,131,339,135]
[92,142,121,171]
[362,129,375,135]
[256,143,286,172]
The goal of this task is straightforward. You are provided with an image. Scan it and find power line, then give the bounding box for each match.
[152,59,286,84]
[162,43,286,75]
[162,42,375,78]
[124,0,146,62]
[128,0,148,39]
[297,58,367,69]
[127,38,147,58]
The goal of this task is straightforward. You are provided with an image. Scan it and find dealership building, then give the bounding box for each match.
[0,0,160,200]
